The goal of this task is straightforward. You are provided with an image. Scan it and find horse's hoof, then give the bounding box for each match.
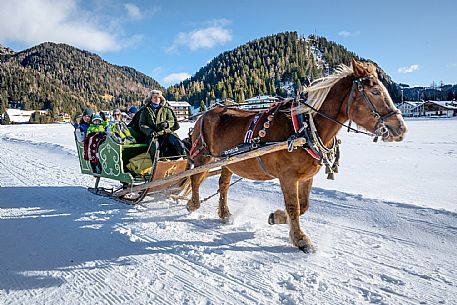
[268,212,275,225]
[222,213,234,225]
[297,240,316,253]
[186,204,195,212]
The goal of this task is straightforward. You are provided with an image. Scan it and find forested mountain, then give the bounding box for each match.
[2,32,432,123]
[166,32,402,106]
[0,44,14,57]
[400,83,457,101]
[0,42,162,119]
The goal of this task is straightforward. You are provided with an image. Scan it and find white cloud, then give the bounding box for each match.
[398,64,420,74]
[167,19,232,52]
[124,3,142,20]
[163,72,191,85]
[151,67,163,77]
[0,0,128,52]
[338,31,360,38]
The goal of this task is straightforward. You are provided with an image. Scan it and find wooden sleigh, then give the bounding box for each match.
[74,129,304,204]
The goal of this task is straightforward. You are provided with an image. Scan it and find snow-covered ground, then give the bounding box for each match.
[0,119,456,304]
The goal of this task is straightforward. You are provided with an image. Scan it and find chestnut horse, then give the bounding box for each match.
[187,59,407,253]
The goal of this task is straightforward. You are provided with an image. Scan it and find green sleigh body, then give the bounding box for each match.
[74,130,149,184]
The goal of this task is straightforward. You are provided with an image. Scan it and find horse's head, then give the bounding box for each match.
[347,59,407,142]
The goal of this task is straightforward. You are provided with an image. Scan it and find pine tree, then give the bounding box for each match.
[199,100,207,112]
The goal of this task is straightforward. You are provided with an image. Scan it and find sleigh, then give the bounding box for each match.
[74,129,304,204]
[74,130,192,204]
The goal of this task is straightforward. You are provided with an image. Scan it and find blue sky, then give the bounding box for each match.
[1,0,456,88]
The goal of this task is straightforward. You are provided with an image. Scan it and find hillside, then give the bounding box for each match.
[166,32,402,106]
[0,42,162,119]
[0,33,409,121]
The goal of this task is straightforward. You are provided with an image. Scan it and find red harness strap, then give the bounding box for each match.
[243,112,264,143]
[243,102,283,144]
[290,99,300,133]
[189,117,206,160]
[304,148,321,160]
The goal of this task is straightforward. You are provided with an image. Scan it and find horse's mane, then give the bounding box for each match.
[296,64,353,114]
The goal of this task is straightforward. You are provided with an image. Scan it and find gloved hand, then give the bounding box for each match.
[149,131,158,139]
[157,121,169,131]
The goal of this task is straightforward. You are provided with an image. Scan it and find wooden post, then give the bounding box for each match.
[115,138,305,197]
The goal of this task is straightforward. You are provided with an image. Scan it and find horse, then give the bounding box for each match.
[186,58,407,253]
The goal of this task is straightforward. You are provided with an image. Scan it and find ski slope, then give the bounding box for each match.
[0,119,456,305]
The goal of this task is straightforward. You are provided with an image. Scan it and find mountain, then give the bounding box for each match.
[0,42,162,119]
[0,33,415,123]
[166,32,401,106]
[399,83,457,101]
[0,44,15,57]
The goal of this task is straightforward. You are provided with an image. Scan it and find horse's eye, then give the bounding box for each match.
[371,90,380,96]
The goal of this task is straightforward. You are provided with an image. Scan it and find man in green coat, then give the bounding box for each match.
[139,90,185,161]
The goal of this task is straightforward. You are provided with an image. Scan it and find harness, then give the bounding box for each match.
[189,117,207,160]
[346,76,400,142]
[243,103,282,144]
[188,75,398,180]
[290,98,341,179]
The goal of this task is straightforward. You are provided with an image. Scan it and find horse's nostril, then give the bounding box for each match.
[398,124,408,135]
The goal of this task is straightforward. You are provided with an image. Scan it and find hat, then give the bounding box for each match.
[112,109,121,115]
[82,108,94,117]
[128,106,138,113]
[91,114,102,123]
[144,89,165,103]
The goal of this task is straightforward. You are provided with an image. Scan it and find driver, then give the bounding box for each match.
[139,90,185,162]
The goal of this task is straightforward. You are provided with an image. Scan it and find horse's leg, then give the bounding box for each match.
[270,178,313,223]
[218,166,233,221]
[268,209,288,224]
[186,155,212,212]
[298,178,313,215]
[279,177,314,253]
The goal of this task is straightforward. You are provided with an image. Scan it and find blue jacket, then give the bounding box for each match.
[79,121,90,137]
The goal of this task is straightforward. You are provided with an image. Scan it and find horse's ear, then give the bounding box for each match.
[352,58,367,77]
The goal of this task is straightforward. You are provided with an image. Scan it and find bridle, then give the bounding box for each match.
[346,76,401,142]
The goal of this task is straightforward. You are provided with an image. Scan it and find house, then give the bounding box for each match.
[208,98,239,108]
[4,108,35,123]
[397,101,425,117]
[54,112,71,123]
[167,101,191,120]
[423,101,457,117]
[241,95,280,111]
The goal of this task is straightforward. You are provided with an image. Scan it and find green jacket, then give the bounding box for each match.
[139,103,179,138]
[86,121,108,135]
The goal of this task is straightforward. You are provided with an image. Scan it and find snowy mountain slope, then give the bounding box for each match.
[0,119,456,305]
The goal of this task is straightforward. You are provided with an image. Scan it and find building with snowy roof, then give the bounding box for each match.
[398,100,457,117]
[4,108,35,123]
[423,101,457,117]
[167,101,191,120]
[241,95,280,111]
[397,101,425,117]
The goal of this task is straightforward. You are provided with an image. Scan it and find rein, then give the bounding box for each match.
[297,97,373,137]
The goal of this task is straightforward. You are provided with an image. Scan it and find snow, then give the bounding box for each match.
[0,119,456,304]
